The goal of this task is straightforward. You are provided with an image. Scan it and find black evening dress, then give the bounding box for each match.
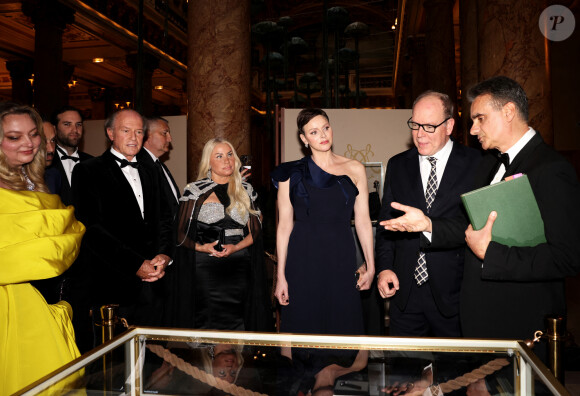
[194,199,250,330]
[272,157,364,335]
[165,179,272,331]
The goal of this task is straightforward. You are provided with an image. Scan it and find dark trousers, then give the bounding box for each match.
[389,281,461,337]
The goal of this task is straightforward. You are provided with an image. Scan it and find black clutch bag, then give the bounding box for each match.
[196,222,225,251]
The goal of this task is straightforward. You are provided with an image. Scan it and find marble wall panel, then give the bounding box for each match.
[476,0,553,144]
[187,0,251,180]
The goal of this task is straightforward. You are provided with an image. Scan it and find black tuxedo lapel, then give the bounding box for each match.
[52,153,73,206]
[504,133,543,177]
[430,142,462,214]
[404,148,427,212]
[51,154,70,189]
[137,150,180,219]
[53,149,93,205]
[160,161,180,200]
[102,150,145,220]
[139,164,155,221]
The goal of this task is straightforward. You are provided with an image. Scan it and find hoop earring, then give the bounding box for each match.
[207,169,212,179]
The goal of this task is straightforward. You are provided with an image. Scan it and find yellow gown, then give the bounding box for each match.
[0,188,86,395]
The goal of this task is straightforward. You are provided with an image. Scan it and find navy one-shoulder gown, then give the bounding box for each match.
[272,157,364,335]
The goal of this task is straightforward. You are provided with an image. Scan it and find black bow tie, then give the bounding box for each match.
[114,157,139,168]
[56,147,79,162]
[497,152,510,168]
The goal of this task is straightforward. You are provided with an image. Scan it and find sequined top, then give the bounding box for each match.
[175,178,261,247]
[198,202,225,224]
[198,201,252,226]
[21,168,35,191]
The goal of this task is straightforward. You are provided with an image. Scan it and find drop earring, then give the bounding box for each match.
[305,142,309,148]
[207,169,212,179]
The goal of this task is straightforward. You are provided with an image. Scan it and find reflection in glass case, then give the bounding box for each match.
[17,329,568,395]
[363,162,384,199]
[364,162,384,222]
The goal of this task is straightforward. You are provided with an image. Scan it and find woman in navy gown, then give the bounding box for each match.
[272,108,375,338]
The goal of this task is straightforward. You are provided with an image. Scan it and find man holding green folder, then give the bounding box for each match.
[380,76,580,353]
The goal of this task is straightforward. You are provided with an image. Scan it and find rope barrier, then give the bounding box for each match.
[439,358,510,393]
[146,343,268,396]
[147,343,510,395]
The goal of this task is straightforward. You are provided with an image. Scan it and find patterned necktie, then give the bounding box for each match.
[415,157,437,286]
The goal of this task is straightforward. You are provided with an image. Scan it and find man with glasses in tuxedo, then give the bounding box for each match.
[375,91,481,337]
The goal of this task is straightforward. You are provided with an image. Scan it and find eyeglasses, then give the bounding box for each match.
[407,117,450,133]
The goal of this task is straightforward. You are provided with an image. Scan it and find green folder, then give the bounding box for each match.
[461,175,546,247]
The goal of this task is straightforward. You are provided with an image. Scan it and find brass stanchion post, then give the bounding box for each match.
[545,315,566,383]
[101,304,119,343]
[100,304,119,394]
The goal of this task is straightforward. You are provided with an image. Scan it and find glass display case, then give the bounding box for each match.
[17,328,568,395]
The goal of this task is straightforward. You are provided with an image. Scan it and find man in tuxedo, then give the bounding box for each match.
[70,109,173,352]
[51,106,92,205]
[380,76,580,345]
[137,116,180,218]
[375,91,481,336]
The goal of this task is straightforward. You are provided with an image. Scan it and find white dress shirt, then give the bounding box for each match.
[419,138,454,192]
[490,127,536,185]
[420,138,454,241]
[56,144,80,185]
[110,148,144,218]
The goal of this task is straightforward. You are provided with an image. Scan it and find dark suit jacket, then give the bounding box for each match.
[430,133,580,339]
[44,166,62,195]
[376,141,481,318]
[52,149,93,205]
[136,149,180,220]
[70,149,174,312]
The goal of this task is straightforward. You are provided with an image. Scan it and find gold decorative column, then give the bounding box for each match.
[187,0,251,180]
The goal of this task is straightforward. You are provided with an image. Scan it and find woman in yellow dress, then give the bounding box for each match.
[0,103,85,395]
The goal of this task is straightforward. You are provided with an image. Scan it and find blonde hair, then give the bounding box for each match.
[0,103,49,193]
[197,138,257,217]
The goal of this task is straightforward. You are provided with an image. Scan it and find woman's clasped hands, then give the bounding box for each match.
[198,240,239,258]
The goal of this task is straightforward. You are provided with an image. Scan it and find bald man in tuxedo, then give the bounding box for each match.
[70,109,173,352]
